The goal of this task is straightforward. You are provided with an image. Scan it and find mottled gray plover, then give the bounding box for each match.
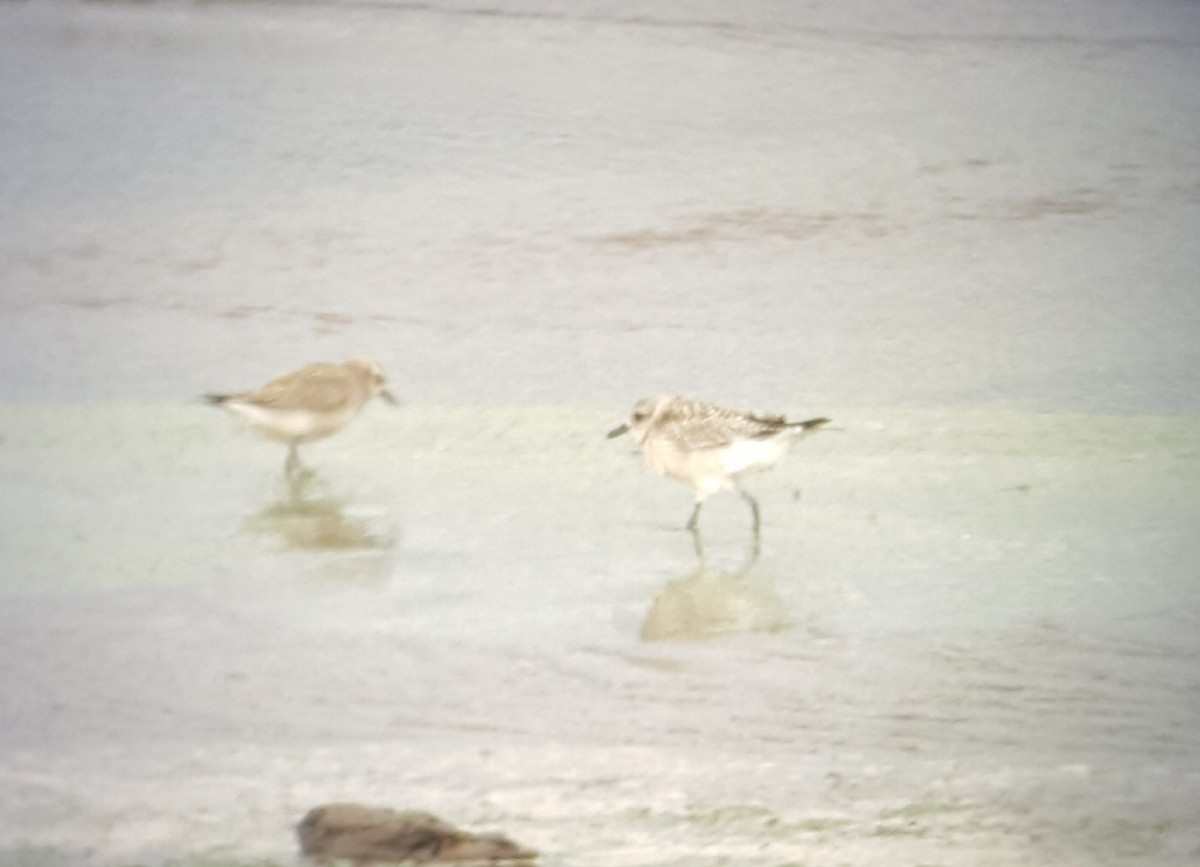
[205,358,397,478]
[608,395,829,537]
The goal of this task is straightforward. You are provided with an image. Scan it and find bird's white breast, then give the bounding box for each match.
[223,400,355,443]
[718,436,789,476]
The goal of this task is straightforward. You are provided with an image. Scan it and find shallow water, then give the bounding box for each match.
[2,1,1200,865]
[2,403,1197,865]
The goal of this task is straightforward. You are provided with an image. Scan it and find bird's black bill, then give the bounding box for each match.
[606,423,630,439]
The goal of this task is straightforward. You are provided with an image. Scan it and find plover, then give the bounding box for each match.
[608,395,829,536]
[205,358,397,478]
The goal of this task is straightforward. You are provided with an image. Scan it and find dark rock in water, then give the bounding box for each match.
[296,803,537,864]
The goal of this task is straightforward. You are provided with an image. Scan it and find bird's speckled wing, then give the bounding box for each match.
[241,363,353,413]
[657,398,789,450]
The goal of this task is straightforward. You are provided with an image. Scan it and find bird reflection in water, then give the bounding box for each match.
[641,535,791,642]
[244,472,395,552]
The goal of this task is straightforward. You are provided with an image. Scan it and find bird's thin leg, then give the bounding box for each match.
[686,500,703,532]
[285,443,301,479]
[738,487,762,554]
[689,522,707,562]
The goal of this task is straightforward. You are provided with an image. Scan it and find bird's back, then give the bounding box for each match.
[653,398,792,452]
[245,363,360,413]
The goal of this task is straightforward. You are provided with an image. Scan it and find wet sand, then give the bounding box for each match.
[2,1,1200,865]
[2,402,1198,865]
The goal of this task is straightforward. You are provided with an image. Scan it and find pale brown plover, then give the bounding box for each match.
[205,358,397,478]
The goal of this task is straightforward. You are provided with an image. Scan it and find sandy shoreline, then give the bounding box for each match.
[3,0,1200,863]
[4,0,1200,412]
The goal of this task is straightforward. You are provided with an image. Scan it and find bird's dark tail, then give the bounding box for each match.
[790,416,830,432]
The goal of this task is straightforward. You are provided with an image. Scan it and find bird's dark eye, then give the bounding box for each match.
[632,411,647,422]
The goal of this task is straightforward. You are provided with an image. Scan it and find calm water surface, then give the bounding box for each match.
[1,1,1199,865]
